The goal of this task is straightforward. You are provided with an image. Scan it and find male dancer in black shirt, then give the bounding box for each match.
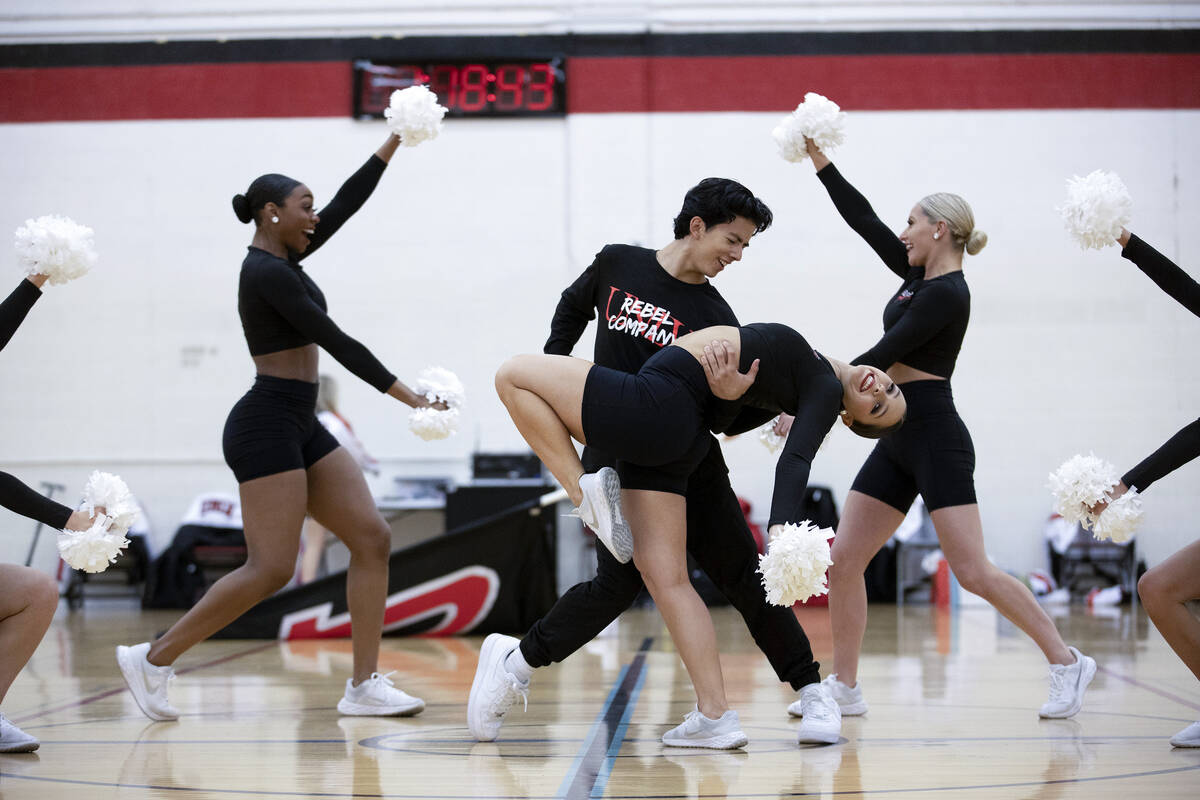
[468,178,843,746]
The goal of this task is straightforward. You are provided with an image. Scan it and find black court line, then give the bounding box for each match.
[556,636,654,800]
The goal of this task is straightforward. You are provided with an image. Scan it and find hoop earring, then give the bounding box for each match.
[271,216,279,224]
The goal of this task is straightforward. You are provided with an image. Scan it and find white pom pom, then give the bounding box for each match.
[1047,453,1120,528]
[759,417,785,454]
[1058,170,1133,250]
[771,92,847,163]
[409,406,460,441]
[14,215,98,285]
[414,366,465,409]
[1092,488,1143,543]
[383,86,448,147]
[757,521,834,606]
[57,515,130,573]
[81,470,139,532]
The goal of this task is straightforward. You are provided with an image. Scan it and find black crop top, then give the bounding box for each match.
[237,155,396,392]
[817,164,970,379]
[1118,235,1199,492]
[1,278,75,529]
[709,322,844,527]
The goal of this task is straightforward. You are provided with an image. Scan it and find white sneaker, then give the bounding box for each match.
[575,468,633,563]
[796,682,842,744]
[338,672,424,716]
[467,633,530,742]
[661,707,748,749]
[1039,646,1096,719]
[116,642,180,722]
[1170,720,1200,748]
[790,674,867,717]
[0,713,39,753]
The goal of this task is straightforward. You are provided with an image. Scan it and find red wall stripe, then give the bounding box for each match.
[0,53,1196,122]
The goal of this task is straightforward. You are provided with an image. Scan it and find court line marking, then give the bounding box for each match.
[1096,664,1200,712]
[12,642,278,724]
[1,763,1198,799]
[557,636,653,800]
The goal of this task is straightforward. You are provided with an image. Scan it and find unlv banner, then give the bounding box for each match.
[213,498,558,639]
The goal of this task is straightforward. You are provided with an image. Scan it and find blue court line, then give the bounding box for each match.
[556,637,654,800]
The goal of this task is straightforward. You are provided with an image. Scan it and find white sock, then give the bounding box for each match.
[504,647,535,682]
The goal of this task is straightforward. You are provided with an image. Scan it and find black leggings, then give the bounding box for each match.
[850,379,977,512]
[222,375,339,484]
[580,346,711,494]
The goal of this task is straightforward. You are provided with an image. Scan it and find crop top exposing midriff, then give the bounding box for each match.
[816,164,970,380]
[237,155,396,392]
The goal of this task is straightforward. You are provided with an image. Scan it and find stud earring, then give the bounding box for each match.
[271,216,279,223]
[933,232,940,239]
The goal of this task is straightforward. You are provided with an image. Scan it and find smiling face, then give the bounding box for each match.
[687,215,759,280]
[267,184,320,254]
[898,204,943,267]
[840,365,906,434]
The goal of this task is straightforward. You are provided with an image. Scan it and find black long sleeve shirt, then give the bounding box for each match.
[816,164,970,378]
[237,155,397,392]
[0,278,74,529]
[720,324,843,527]
[1119,235,1200,492]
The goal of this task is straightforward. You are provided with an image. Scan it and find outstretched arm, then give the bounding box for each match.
[301,134,400,259]
[0,275,47,353]
[0,471,96,531]
[1118,229,1200,318]
[806,138,910,278]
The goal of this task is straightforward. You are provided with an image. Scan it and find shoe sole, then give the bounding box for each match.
[1038,655,1097,719]
[115,645,178,722]
[591,468,633,564]
[661,731,749,750]
[467,633,517,741]
[0,741,39,753]
[797,723,842,744]
[337,697,424,717]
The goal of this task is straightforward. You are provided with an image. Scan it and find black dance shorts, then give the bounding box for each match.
[849,379,977,512]
[222,375,340,484]
[580,346,712,495]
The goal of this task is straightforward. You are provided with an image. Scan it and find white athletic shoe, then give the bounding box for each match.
[337,672,424,717]
[795,682,842,744]
[790,674,867,717]
[467,633,530,742]
[116,642,180,722]
[1039,646,1096,719]
[575,468,633,564]
[1169,720,1200,748]
[0,713,39,753]
[661,707,748,750]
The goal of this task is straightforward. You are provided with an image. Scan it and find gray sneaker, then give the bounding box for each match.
[662,707,748,749]
[796,682,842,744]
[467,633,529,742]
[576,468,633,563]
[789,674,867,717]
[116,642,180,722]
[0,713,39,753]
[1039,646,1096,719]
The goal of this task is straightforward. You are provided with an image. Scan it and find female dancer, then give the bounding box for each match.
[1091,228,1199,746]
[803,138,1095,718]
[117,133,440,721]
[1,273,105,752]
[494,323,905,747]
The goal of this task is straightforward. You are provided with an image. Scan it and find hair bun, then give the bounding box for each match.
[965,229,988,256]
[231,193,253,224]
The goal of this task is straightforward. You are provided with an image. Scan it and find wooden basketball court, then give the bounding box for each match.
[2,601,1197,798]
